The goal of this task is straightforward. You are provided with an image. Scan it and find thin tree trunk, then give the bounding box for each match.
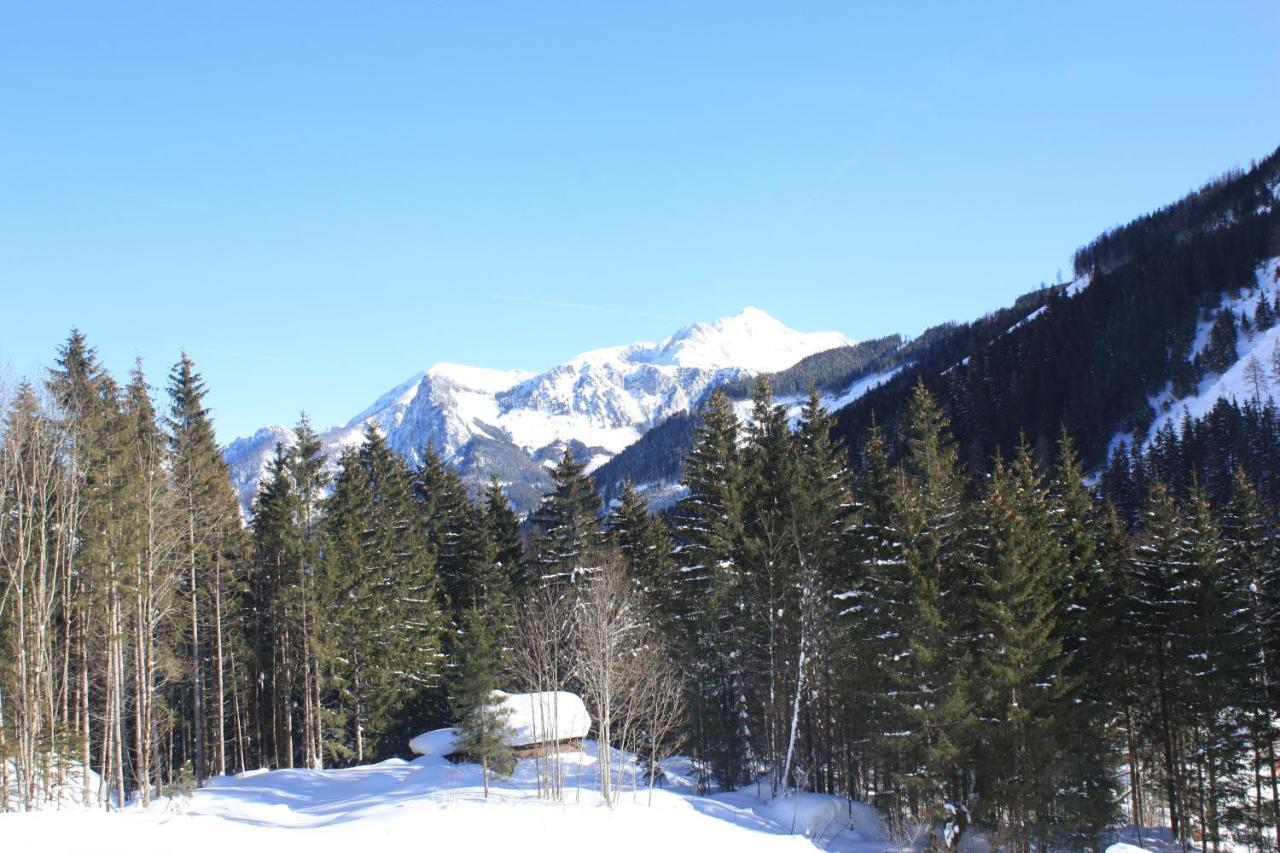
[188,501,205,782]
[213,557,227,777]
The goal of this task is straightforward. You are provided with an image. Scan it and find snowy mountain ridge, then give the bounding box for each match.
[223,307,853,515]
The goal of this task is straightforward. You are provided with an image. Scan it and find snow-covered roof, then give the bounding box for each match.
[498,690,590,747]
[408,691,592,756]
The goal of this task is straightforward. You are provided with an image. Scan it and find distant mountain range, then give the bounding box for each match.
[223,306,853,515]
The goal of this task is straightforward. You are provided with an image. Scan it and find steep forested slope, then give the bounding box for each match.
[833,147,1280,475]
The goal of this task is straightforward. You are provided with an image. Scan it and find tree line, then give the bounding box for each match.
[4,331,1280,853]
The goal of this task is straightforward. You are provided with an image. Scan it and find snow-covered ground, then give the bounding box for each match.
[2,744,891,853]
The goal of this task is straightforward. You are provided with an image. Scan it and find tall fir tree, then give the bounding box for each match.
[449,607,513,798]
[166,352,246,780]
[529,448,604,593]
[889,380,974,827]
[320,428,447,763]
[607,480,676,623]
[1045,434,1120,846]
[669,389,748,790]
[970,445,1064,849]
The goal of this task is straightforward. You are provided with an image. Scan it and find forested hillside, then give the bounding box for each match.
[834,146,1280,483]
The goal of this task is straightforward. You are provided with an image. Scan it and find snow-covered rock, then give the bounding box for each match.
[223,307,854,516]
[408,727,464,758]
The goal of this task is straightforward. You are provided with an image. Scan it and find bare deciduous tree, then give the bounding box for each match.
[571,554,686,806]
[509,584,573,801]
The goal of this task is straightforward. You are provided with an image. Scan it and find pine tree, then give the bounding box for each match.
[970,445,1064,850]
[529,448,604,594]
[1221,470,1280,843]
[1045,434,1120,845]
[889,381,974,829]
[1204,310,1239,376]
[449,607,513,798]
[607,480,676,622]
[483,475,527,594]
[320,428,446,763]
[166,353,246,781]
[670,389,748,790]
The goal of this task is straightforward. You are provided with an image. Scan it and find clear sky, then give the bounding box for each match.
[2,1,1278,441]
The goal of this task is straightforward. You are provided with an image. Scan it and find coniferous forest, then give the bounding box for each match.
[6,324,1280,853]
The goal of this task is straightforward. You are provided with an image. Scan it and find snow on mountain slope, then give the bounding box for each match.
[224,308,854,516]
[731,364,907,427]
[1139,256,1280,446]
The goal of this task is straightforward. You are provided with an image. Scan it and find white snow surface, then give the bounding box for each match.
[407,727,463,757]
[224,307,853,515]
[2,745,889,853]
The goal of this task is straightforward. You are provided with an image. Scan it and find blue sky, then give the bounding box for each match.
[2,1,1278,441]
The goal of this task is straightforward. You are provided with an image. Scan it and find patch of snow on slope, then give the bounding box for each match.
[1065,273,1092,298]
[1006,305,1047,334]
[733,365,906,426]
[1145,257,1280,445]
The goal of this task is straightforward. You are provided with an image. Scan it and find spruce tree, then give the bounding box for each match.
[889,381,974,828]
[970,446,1064,848]
[1180,483,1248,848]
[529,448,604,593]
[166,352,246,780]
[483,475,527,593]
[607,480,676,623]
[1046,434,1120,845]
[841,425,910,813]
[449,607,513,798]
[1204,310,1239,375]
[1221,470,1280,843]
[739,377,800,792]
[415,448,477,619]
[670,389,748,790]
[320,428,446,763]
[1128,481,1193,841]
[779,390,851,794]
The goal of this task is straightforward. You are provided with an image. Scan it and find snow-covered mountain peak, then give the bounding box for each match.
[654,306,853,372]
[424,362,534,392]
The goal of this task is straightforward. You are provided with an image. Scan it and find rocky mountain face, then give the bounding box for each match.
[223,306,853,515]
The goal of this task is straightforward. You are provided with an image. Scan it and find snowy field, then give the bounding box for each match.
[3,744,890,853]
